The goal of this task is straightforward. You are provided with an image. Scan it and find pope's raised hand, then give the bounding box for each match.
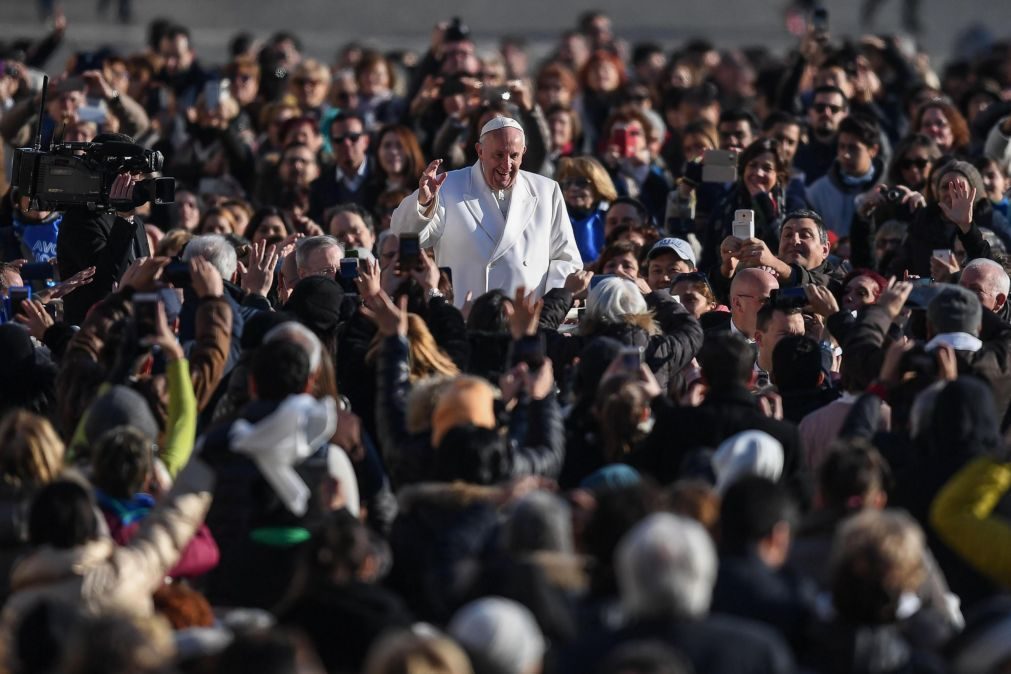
[419,159,448,207]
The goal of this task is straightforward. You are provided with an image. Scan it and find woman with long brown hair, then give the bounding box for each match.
[374,125,427,192]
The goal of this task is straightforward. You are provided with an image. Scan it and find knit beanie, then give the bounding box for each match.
[933,160,987,203]
[928,285,982,335]
[84,385,160,445]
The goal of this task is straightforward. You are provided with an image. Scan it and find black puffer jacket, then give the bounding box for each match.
[374,335,566,487]
[337,295,469,437]
[890,202,993,278]
[547,292,703,393]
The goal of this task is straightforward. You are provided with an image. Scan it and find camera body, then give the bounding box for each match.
[11,140,174,212]
[884,187,905,204]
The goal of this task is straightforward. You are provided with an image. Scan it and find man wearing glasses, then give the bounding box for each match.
[794,86,850,185]
[309,112,382,221]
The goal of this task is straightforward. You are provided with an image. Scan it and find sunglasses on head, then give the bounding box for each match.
[899,157,930,170]
[672,271,708,285]
[562,177,592,189]
[333,132,364,144]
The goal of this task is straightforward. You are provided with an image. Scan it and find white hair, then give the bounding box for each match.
[295,235,343,272]
[616,513,717,621]
[181,234,237,281]
[448,597,545,674]
[264,321,323,373]
[963,258,1011,297]
[586,277,647,325]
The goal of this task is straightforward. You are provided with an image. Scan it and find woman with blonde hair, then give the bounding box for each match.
[557,156,619,264]
[0,410,65,597]
[367,313,460,382]
[364,630,472,674]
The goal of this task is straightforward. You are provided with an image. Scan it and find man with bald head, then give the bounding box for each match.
[960,258,1011,321]
[726,268,780,339]
[391,117,582,307]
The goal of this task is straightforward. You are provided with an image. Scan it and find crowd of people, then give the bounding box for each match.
[2,6,1011,674]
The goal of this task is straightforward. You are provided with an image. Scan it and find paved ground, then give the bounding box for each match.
[1,0,1009,73]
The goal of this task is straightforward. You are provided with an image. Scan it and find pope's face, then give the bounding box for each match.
[477,127,526,191]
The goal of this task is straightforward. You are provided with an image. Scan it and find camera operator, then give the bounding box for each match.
[56,132,151,325]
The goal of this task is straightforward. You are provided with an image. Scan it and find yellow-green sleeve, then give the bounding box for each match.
[160,358,198,478]
[67,382,113,463]
[930,456,1011,588]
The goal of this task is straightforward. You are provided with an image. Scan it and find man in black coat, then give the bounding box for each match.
[559,512,795,674]
[309,112,383,222]
[711,476,816,649]
[630,332,804,485]
[56,134,150,325]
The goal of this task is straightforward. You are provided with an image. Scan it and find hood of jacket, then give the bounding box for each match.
[10,538,115,593]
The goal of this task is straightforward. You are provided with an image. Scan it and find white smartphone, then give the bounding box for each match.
[702,149,738,183]
[932,249,953,265]
[732,209,755,240]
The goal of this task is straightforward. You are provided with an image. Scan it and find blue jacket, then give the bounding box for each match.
[569,208,607,263]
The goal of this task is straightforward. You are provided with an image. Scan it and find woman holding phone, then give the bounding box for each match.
[700,138,789,272]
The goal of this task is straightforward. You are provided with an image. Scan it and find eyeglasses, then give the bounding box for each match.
[899,157,930,170]
[295,77,326,88]
[333,132,365,144]
[334,90,356,101]
[561,177,592,190]
[811,102,843,114]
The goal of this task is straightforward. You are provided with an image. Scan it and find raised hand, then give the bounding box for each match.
[44,265,96,300]
[242,240,279,298]
[805,284,840,318]
[361,291,409,337]
[509,286,543,340]
[14,299,53,340]
[563,270,594,299]
[409,248,441,294]
[877,278,914,320]
[120,256,169,292]
[939,179,976,231]
[190,257,224,299]
[418,159,448,207]
[354,258,381,300]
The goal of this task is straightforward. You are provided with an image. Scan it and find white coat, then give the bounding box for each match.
[390,162,583,307]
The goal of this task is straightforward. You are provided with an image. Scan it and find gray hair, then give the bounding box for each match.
[585,277,647,326]
[963,258,1011,297]
[448,597,545,674]
[295,235,343,273]
[181,234,237,281]
[264,321,323,373]
[616,513,717,621]
[503,491,573,555]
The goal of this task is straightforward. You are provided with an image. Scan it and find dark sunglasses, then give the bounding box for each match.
[811,102,843,114]
[333,132,364,144]
[899,157,930,170]
[672,271,709,285]
[562,177,592,190]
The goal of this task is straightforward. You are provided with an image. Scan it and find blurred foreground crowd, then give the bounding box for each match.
[1,6,1011,674]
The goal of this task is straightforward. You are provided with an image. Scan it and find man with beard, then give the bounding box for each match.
[722,209,844,293]
[794,86,849,185]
